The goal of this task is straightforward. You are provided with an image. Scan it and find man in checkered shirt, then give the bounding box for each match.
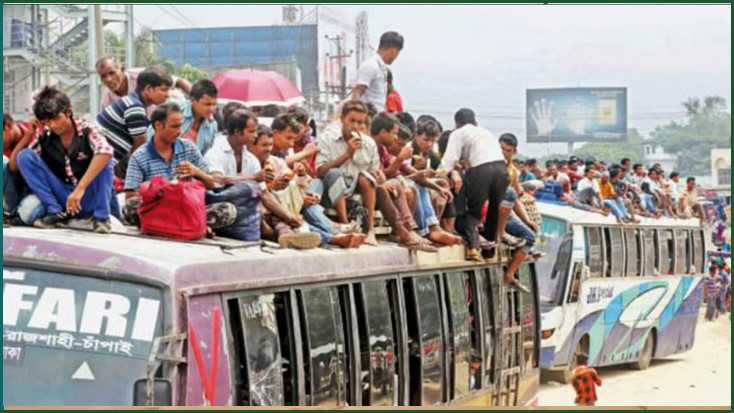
[16,86,115,233]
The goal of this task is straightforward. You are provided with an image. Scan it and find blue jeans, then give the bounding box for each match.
[16,149,113,220]
[604,198,630,219]
[641,194,657,214]
[301,179,338,245]
[414,185,439,236]
[505,214,535,253]
[206,182,262,241]
[3,156,44,224]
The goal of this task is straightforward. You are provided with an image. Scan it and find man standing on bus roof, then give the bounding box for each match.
[441,108,509,263]
[16,86,115,233]
[352,31,404,112]
[571,353,602,406]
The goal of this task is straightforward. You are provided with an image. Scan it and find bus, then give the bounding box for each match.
[534,202,706,383]
[3,226,541,407]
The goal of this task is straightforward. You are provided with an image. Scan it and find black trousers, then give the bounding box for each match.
[463,160,509,249]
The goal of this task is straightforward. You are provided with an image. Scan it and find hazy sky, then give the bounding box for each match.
[134,4,731,156]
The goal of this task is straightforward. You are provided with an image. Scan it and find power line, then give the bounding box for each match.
[155,5,192,28]
[168,5,196,28]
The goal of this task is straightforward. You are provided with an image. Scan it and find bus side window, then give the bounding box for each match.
[404,275,445,406]
[605,228,624,278]
[354,281,397,406]
[657,230,674,275]
[585,227,604,278]
[297,287,349,407]
[518,264,539,370]
[444,271,472,400]
[228,292,295,406]
[567,263,583,304]
[643,229,656,276]
[674,229,689,274]
[693,230,705,273]
[624,228,641,277]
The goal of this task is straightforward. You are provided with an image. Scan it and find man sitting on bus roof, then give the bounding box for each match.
[249,125,365,249]
[316,101,384,246]
[681,177,705,227]
[16,86,115,233]
[123,103,239,235]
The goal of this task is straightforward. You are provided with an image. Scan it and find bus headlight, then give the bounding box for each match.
[541,329,555,339]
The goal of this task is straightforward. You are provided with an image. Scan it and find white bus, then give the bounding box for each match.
[534,202,706,383]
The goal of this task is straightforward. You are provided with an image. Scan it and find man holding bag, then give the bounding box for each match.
[123,103,239,237]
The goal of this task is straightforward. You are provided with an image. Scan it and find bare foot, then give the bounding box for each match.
[427,227,463,245]
[349,233,366,248]
[364,231,378,246]
[330,233,353,248]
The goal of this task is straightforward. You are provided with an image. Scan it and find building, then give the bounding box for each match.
[711,148,731,200]
[642,144,678,173]
[3,5,133,118]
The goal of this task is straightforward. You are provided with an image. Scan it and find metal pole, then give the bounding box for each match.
[125,5,135,68]
[88,5,100,119]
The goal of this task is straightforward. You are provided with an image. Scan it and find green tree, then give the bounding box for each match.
[571,128,645,164]
[651,96,731,176]
[176,63,210,82]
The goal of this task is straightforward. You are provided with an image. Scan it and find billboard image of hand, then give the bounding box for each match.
[564,99,590,135]
[529,98,556,136]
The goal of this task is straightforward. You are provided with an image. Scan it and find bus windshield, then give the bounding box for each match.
[535,217,573,310]
[3,267,164,406]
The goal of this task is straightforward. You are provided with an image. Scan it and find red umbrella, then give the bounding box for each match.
[212,69,305,107]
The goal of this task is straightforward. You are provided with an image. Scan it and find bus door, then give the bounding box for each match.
[560,261,587,366]
[490,268,523,406]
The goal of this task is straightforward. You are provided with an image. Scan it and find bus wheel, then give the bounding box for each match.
[546,339,587,384]
[631,332,654,370]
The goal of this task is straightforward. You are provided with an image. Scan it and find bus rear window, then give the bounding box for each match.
[3,267,164,406]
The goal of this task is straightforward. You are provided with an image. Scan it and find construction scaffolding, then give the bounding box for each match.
[2,4,133,118]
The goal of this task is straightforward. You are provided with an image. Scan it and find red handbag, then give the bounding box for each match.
[138,176,207,240]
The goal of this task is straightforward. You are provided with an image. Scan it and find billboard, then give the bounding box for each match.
[526,87,627,143]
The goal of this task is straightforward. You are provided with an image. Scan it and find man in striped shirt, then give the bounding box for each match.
[96,67,173,179]
[16,87,114,233]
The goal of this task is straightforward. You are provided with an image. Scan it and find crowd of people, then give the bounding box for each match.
[0,30,724,293]
[516,156,707,227]
[705,256,731,321]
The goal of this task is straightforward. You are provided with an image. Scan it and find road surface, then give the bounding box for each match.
[538,308,731,407]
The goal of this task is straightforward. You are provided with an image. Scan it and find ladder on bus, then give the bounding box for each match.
[491,283,523,406]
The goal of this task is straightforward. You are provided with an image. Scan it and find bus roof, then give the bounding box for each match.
[3,227,475,295]
[536,201,702,229]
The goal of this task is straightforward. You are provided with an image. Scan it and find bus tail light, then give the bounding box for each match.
[541,328,555,339]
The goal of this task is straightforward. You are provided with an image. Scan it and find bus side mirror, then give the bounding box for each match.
[133,378,172,406]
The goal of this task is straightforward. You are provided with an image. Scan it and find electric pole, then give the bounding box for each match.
[325,34,353,100]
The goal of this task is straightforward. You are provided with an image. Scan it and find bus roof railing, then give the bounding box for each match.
[536,200,703,228]
[3,226,497,295]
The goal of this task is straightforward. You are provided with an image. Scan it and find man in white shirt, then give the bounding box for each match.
[352,31,404,112]
[205,109,263,185]
[441,108,509,263]
[572,165,608,217]
[316,101,386,246]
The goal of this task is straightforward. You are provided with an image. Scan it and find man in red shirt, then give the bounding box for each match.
[3,113,34,159]
[385,70,403,114]
[571,354,602,406]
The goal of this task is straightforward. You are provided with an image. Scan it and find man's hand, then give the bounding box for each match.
[303,192,321,207]
[285,213,304,228]
[374,170,386,185]
[398,146,413,162]
[66,186,85,216]
[346,133,362,157]
[175,161,202,179]
[293,162,308,177]
[450,170,463,194]
[439,187,454,202]
[416,169,436,180]
[528,222,539,234]
[413,156,428,170]
[273,174,291,191]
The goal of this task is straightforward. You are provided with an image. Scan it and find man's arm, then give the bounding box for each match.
[351,84,367,101]
[261,191,300,224]
[8,126,38,172]
[175,78,192,96]
[67,154,113,215]
[317,151,353,179]
[285,143,318,168]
